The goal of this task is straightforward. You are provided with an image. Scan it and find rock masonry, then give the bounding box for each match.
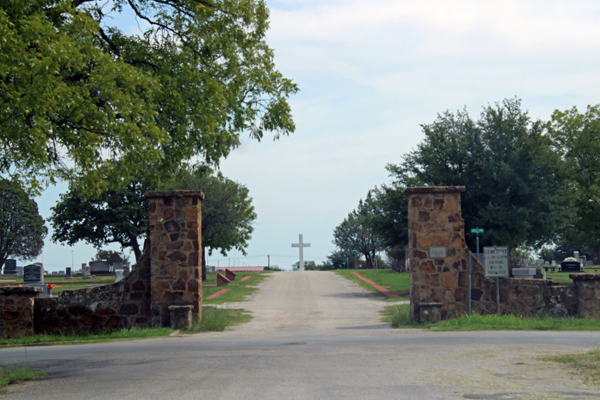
[406,186,593,322]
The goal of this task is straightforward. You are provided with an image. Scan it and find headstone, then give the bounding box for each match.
[561,260,581,273]
[3,259,17,275]
[23,264,43,284]
[16,266,23,276]
[65,267,72,279]
[82,263,92,279]
[89,260,110,274]
[51,271,58,275]
[574,251,580,262]
[58,270,65,275]
[115,269,124,283]
[123,266,130,274]
[545,261,550,265]
[552,260,556,265]
[512,268,536,279]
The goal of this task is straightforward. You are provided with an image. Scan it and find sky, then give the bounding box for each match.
[23,0,600,271]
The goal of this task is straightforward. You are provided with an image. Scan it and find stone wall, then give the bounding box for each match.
[30,190,205,336]
[34,253,151,334]
[573,274,600,318]
[0,286,41,338]
[146,190,204,327]
[406,186,582,322]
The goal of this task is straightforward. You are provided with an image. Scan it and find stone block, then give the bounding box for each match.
[169,305,193,330]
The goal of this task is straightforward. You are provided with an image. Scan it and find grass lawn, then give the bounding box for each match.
[334,269,409,300]
[203,271,272,304]
[0,363,45,388]
[383,303,600,331]
[0,275,117,294]
[546,349,600,383]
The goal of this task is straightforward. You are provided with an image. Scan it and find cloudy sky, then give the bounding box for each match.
[28,0,600,271]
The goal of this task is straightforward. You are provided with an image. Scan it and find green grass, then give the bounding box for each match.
[0,326,174,347]
[383,303,600,331]
[0,275,118,295]
[334,269,410,300]
[0,363,45,388]
[546,349,600,383]
[184,307,252,333]
[203,271,272,304]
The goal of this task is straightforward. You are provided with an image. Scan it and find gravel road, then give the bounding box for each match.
[2,271,600,400]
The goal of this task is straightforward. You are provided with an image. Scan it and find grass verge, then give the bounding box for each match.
[383,304,600,331]
[0,363,45,387]
[546,349,600,383]
[203,271,272,304]
[184,307,252,333]
[334,269,410,300]
[0,326,174,347]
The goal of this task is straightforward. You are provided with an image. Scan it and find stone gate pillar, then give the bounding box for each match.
[404,186,466,322]
[145,190,204,327]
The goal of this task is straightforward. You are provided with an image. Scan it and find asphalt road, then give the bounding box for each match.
[2,271,600,399]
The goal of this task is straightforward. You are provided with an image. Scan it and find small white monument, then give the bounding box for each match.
[292,234,311,271]
[115,269,124,283]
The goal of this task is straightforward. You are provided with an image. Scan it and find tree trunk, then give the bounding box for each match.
[202,244,207,281]
[131,237,142,263]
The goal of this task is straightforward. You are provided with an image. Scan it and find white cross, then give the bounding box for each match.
[291,234,311,271]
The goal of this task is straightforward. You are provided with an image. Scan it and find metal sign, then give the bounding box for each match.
[483,246,509,277]
[471,228,484,234]
[429,247,447,259]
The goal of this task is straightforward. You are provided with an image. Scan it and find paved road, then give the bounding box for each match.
[2,271,600,399]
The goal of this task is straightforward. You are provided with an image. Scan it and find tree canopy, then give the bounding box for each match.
[0,0,298,194]
[388,98,572,252]
[549,104,600,263]
[49,179,149,262]
[332,197,384,269]
[0,179,48,270]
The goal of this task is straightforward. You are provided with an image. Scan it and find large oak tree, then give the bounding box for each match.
[0,0,298,194]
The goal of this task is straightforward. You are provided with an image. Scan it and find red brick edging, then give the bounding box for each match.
[240,276,251,282]
[350,272,405,298]
[206,289,230,300]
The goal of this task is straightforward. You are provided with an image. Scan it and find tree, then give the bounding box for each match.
[292,261,317,271]
[50,179,149,262]
[1,0,298,194]
[162,167,257,280]
[387,98,572,252]
[549,105,600,264]
[0,179,48,270]
[95,249,131,269]
[332,198,383,269]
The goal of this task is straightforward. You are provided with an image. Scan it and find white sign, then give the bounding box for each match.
[429,247,447,259]
[484,246,509,277]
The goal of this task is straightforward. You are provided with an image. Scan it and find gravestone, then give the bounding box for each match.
[82,263,91,279]
[23,264,43,284]
[123,266,130,275]
[58,270,64,275]
[16,266,23,277]
[90,260,110,274]
[561,260,581,273]
[115,269,124,283]
[65,267,72,279]
[513,268,536,279]
[51,271,58,275]
[552,260,557,265]
[3,259,17,275]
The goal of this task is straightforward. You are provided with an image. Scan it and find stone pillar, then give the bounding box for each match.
[405,186,466,322]
[145,190,204,327]
[0,286,42,338]
[572,274,600,318]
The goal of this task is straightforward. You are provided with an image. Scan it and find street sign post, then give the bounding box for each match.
[484,246,509,316]
[470,228,484,259]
